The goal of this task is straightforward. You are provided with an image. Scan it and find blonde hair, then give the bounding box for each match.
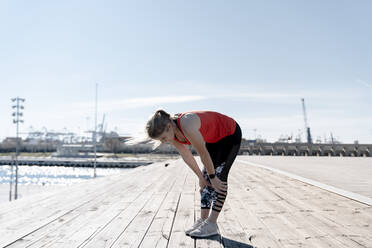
[146,109,172,139]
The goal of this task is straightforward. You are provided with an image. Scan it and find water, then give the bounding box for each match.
[0,165,129,204]
[0,165,127,186]
[0,154,178,203]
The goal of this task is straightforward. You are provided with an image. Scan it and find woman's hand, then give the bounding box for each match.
[199,177,212,193]
[210,177,228,194]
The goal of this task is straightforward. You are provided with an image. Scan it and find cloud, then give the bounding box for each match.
[49,92,298,118]
[239,115,304,129]
[216,92,303,99]
[356,79,372,88]
[101,95,208,111]
[69,92,304,112]
[36,95,208,119]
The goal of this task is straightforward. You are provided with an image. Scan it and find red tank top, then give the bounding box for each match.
[174,111,236,144]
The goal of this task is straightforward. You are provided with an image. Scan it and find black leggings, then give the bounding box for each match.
[201,122,242,212]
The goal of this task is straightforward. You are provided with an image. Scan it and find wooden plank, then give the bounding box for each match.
[227,196,283,248]
[138,191,181,248]
[238,156,372,199]
[0,167,148,232]
[233,163,318,247]
[21,176,166,247]
[248,164,372,244]
[2,157,372,248]
[7,193,133,248]
[235,161,372,247]
[0,169,130,217]
[217,200,254,248]
[112,192,168,247]
[79,190,154,248]
[227,165,283,248]
[1,176,126,247]
[112,164,186,247]
[167,173,195,248]
[4,163,168,247]
[80,164,177,248]
[139,163,190,248]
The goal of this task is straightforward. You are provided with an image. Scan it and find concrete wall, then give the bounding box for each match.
[240,142,372,157]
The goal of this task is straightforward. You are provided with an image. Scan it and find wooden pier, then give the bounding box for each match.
[0,157,152,168]
[1,157,371,247]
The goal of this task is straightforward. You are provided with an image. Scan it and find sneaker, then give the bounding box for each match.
[185,218,205,236]
[189,219,219,238]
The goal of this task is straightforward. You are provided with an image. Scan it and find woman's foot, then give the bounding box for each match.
[189,219,219,238]
[185,218,205,236]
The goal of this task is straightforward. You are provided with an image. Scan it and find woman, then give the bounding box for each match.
[146,110,242,238]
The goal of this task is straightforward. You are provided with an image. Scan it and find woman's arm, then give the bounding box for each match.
[179,114,215,175]
[170,139,204,180]
[179,113,228,193]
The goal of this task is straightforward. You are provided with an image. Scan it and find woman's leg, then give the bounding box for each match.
[208,137,241,222]
[200,168,213,219]
[203,123,242,223]
[201,209,209,220]
[189,124,242,238]
[209,125,242,223]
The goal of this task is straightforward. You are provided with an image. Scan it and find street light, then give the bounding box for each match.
[10,97,25,201]
[94,83,98,178]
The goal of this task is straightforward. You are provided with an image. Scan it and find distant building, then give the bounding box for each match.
[54,144,95,157]
[2,137,22,148]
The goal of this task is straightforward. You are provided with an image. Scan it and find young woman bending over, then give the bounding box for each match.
[146,110,242,238]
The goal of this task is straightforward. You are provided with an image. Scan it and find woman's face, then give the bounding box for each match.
[156,123,174,143]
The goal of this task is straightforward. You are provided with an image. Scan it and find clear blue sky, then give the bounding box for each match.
[1,0,371,143]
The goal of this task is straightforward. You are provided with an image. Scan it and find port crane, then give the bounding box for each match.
[301,98,312,144]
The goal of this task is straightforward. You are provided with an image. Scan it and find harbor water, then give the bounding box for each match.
[0,154,179,204]
[0,164,128,204]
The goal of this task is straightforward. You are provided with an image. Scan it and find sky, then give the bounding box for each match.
[1,0,371,143]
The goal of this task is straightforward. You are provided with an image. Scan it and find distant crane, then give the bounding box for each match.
[97,114,107,142]
[301,98,312,144]
[85,113,107,143]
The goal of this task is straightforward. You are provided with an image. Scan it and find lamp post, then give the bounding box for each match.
[11,97,25,201]
[94,83,97,178]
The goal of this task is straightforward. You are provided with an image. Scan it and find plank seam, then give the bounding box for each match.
[3,181,124,248]
[237,159,372,206]
[165,172,189,248]
[137,177,179,247]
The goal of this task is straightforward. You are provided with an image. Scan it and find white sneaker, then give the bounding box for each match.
[185,218,205,236]
[189,219,219,238]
